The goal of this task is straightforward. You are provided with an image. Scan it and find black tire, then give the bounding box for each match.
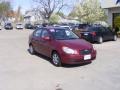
[51,52,62,67]
[29,45,35,55]
[113,35,117,41]
[98,36,103,44]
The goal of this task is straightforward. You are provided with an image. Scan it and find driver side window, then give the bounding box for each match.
[101,27,106,32]
[104,27,112,33]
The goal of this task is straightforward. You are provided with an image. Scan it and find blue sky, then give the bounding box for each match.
[12,0,33,14]
[12,0,78,14]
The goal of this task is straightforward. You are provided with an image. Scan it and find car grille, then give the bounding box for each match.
[80,49,92,55]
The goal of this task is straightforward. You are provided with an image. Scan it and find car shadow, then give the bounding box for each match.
[62,62,91,68]
[27,49,52,63]
[92,40,115,44]
[27,49,92,68]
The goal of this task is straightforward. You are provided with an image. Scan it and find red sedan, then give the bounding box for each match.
[29,27,96,66]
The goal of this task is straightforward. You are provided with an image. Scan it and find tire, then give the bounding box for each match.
[113,35,117,41]
[98,37,103,44]
[51,52,61,67]
[29,45,35,55]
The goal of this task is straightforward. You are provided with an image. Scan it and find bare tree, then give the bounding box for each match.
[33,0,68,22]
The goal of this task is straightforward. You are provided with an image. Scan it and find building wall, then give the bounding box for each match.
[106,7,120,27]
[24,10,43,24]
[102,0,120,27]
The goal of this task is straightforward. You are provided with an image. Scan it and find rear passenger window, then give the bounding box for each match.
[34,29,42,37]
[41,30,49,38]
[100,27,106,32]
[87,27,97,31]
[104,28,111,32]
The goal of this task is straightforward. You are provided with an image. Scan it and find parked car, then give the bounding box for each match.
[54,24,72,30]
[59,25,72,30]
[73,26,117,43]
[34,24,42,29]
[78,24,90,29]
[29,27,96,66]
[16,23,24,29]
[25,23,34,29]
[4,23,13,30]
[71,25,79,31]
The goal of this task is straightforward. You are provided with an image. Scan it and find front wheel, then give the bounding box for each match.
[51,52,61,67]
[29,45,35,55]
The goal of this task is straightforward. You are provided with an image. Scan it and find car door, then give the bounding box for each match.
[32,29,42,53]
[100,27,109,40]
[104,27,114,40]
[39,29,52,57]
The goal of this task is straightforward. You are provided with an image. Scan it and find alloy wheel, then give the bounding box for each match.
[52,52,61,67]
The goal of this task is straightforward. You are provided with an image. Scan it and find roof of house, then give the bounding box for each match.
[101,0,120,9]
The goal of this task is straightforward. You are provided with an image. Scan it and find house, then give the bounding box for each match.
[24,10,43,24]
[102,0,120,28]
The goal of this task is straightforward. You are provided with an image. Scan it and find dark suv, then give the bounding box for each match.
[25,23,34,29]
[73,26,117,43]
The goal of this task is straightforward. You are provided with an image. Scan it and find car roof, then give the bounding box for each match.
[35,24,41,25]
[59,26,70,27]
[84,25,106,28]
[5,23,11,24]
[39,27,68,30]
[16,23,22,25]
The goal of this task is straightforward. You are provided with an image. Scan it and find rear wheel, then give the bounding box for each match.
[29,45,35,55]
[98,37,103,44]
[52,52,61,67]
[113,35,117,41]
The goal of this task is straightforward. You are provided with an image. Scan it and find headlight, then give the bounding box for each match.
[62,47,78,54]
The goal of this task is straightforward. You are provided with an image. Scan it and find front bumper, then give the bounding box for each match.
[5,27,13,30]
[60,50,96,64]
[16,27,23,29]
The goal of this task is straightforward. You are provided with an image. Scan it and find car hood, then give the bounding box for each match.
[56,39,92,50]
[17,25,23,27]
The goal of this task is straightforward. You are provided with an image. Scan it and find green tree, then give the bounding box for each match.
[0,1,12,21]
[56,12,65,18]
[49,13,60,24]
[114,16,120,28]
[69,0,107,23]
[68,3,85,22]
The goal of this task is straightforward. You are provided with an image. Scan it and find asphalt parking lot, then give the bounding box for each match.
[0,30,120,90]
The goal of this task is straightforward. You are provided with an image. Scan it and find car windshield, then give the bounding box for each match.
[17,24,22,25]
[6,23,11,25]
[50,28,79,40]
[35,24,41,26]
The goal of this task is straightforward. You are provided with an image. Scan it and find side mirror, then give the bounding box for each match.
[42,36,51,41]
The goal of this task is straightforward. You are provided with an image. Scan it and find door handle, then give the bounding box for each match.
[34,39,39,41]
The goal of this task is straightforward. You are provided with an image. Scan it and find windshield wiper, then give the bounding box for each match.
[56,38,66,40]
